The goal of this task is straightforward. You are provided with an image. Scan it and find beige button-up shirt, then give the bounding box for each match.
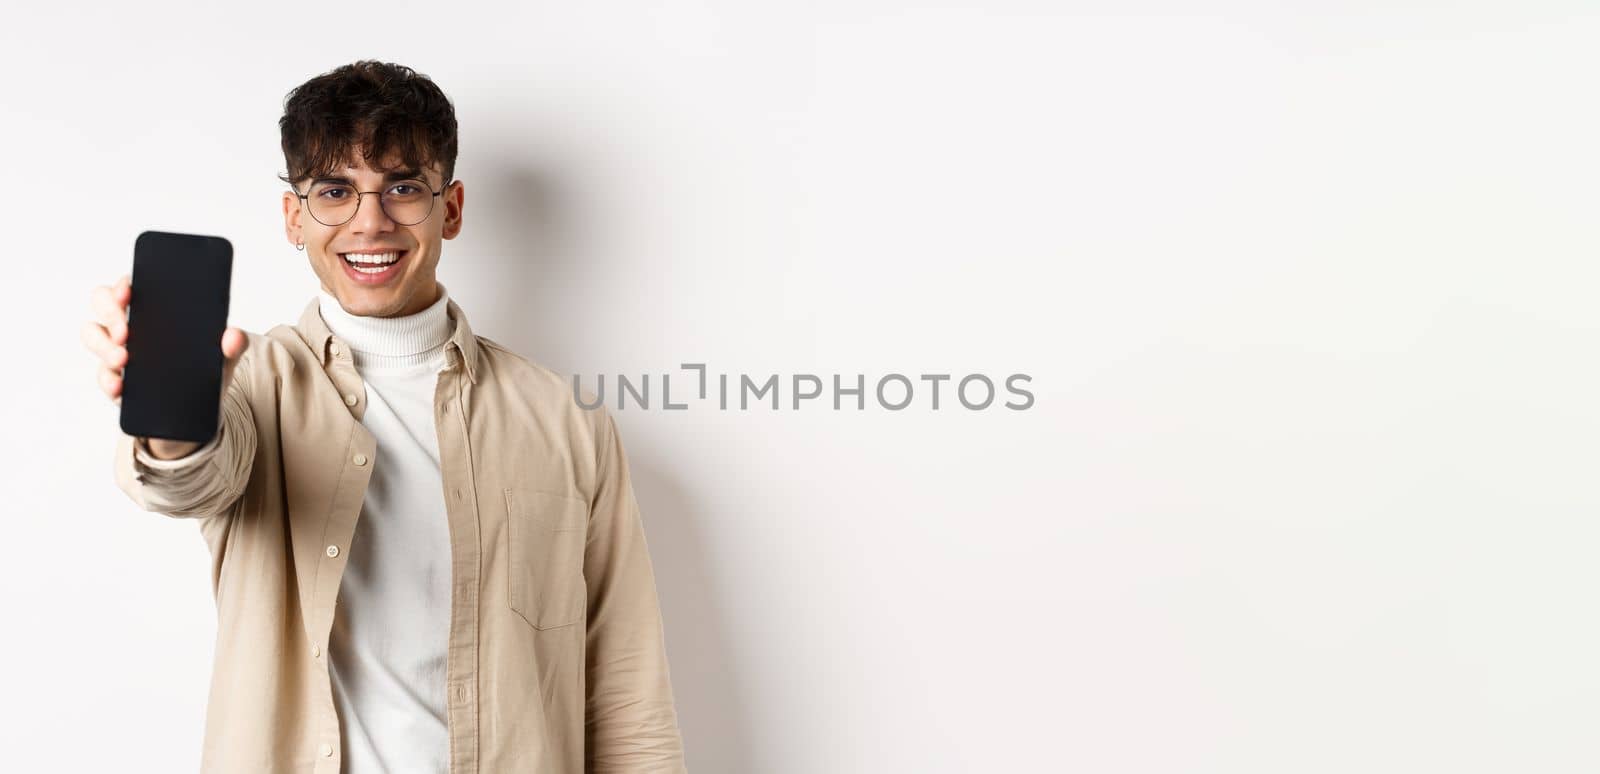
[112,297,688,774]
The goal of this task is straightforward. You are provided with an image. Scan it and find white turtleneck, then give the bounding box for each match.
[318,285,454,774]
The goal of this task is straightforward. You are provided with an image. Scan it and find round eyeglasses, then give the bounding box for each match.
[294,178,447,227]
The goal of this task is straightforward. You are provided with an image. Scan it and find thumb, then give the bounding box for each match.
[221,327,249,362]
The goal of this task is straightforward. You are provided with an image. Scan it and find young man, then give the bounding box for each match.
[81,61,688,773]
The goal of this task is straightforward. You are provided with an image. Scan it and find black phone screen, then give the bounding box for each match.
[119,231,234,443]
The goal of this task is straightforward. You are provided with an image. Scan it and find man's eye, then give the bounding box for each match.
[318,187,352,200]
[389,183,420,196]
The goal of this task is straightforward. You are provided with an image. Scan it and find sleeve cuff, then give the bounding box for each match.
[132,427,225,472]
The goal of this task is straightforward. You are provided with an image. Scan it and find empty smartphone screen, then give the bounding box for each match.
[119,231,234,443]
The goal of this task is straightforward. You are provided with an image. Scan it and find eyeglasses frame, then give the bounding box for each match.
[292,176,452,227]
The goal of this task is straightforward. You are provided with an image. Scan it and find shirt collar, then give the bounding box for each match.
[316,287,452,360]
[296,293,482,384]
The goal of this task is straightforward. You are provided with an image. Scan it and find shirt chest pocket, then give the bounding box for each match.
[504,488,588,630]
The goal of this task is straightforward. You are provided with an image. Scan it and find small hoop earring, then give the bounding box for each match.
[295,242,305,251]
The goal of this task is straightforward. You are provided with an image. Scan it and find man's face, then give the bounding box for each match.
[282,149,464,318]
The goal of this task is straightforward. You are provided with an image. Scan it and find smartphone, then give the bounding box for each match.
[119,231,234,443]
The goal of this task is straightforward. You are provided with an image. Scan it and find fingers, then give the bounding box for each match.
[90,282,129,345]
[88,276,132,406]
[97,361,123,402]
[112,275,131,312]
[80,320,128,370]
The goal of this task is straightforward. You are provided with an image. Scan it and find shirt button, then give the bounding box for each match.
[320,743,334,757]
[353,453,368,466]
[312,644,321,658]
[344,394,358,406]
[326,545,340,558]
[330,343,341,357]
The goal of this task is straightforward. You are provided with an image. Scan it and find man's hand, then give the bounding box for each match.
[81,274,250,460]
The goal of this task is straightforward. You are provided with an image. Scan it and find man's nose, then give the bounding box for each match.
[349,191,397,234]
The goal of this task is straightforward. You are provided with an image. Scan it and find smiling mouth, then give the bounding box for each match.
[340,250,407,276]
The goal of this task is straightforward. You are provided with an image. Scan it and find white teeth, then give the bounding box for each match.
[343,251,400,265]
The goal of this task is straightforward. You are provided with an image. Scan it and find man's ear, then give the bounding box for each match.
[282,190,304,247]
[442,180,465,240]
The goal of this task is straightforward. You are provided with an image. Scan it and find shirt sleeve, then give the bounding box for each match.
[583,407,689,773]
[112,353,257,520]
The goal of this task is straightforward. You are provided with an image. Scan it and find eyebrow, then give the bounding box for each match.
[312,168,429,186]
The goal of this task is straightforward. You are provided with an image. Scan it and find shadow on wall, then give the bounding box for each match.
[460,155,759,773]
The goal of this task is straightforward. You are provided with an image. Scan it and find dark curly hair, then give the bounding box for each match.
[278,60,459,188]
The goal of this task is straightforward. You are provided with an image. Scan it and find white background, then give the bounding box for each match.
[2,2,1598,772]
